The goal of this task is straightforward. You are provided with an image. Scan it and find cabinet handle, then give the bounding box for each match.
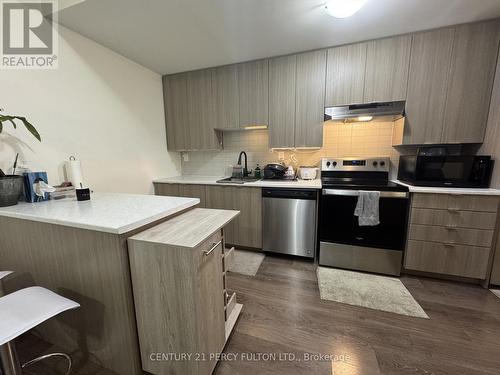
[443,242,456,247]
[204,240,222,256]
[445,226,458,231]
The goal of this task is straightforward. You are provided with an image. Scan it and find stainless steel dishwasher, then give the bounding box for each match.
[262,188,317,258]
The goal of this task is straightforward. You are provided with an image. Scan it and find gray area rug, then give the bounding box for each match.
[490,289,500,299]
[227,249,265,276]
[317,267,429,319]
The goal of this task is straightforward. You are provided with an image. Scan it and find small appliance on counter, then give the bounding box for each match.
[298,166,318,180]
[263,163,287,179]
[398,152,494,188]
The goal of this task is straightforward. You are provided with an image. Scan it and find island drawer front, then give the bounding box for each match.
[404,240,490,279]
[197,230,223,257]
[412,193,499,212]
[410,208,498,230]
[408,224,495,248]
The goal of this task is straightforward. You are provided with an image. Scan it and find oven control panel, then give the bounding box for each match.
[321,157,390,172]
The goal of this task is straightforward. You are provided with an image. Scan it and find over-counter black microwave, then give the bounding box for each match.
[398,155,494,188]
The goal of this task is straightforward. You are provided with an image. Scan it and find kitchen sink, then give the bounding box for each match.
[216,177,261,184]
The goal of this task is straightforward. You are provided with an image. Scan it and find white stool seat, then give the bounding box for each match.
[0,286,80,346]
[0,271,13,280]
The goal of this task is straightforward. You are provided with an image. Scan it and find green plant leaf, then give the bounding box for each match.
[18,117,41,141]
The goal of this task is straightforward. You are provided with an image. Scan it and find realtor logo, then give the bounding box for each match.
[1,0,58,69]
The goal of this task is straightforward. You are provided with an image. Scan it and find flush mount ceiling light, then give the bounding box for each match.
[325,0,368,18]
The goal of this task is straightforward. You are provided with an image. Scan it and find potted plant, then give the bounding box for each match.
[0,109,41,207]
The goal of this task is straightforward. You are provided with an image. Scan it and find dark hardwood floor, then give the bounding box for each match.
[15,254,500,375]
[215,255,500,375]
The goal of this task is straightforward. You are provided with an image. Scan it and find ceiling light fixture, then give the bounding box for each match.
[325,0,368,18]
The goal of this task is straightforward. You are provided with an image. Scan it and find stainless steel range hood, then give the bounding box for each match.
[324,101,405,122]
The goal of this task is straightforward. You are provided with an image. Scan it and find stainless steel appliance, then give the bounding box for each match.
[319,157,410,276]
[262,188,317,258]
[398,154,494,188]
[324,101,405,122]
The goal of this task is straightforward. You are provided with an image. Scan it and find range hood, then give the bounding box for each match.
[324,101,405,122]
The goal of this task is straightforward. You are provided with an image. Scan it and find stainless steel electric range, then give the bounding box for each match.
[318,157,410,276]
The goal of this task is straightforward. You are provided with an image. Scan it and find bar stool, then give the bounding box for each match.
[0,284,80,375]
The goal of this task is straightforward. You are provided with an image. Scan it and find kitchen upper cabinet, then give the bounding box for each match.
[269,50,326,148]
[364,35,412,103]
[214,65,239,130]
[294,50,327,147]
[269,55,297,148]
[325,43,367,106]
[163,73,189,151]
[442,20,500,144]
[186,69,220,150]
[238,60,269,127]
[403,27,455,145]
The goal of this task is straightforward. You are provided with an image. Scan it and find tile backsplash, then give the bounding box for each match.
[181,121,404,178]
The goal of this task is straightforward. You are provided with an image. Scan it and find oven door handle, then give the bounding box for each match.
[322,189,409,199]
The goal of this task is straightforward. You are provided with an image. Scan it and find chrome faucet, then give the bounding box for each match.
[237,151,250,177]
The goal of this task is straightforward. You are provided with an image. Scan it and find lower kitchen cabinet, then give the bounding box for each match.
[155,184,263,249]
[154,183,206,207]
[205,185,262,249]
[128,208,240,375]
[490,232,500,286]
[404,193,500,280]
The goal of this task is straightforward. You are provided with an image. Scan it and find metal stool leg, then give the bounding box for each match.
[22,352,72,375]
[0,342,23,375]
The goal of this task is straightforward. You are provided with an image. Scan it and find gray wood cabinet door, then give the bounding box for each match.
[404,27,455,145]
[325,42,367,106]
[186,69,220,150]
[154,183,180,197]
[163,73,189,151]
[205,185,262,249]
[214,65,240,130]
[179,184,206,208]
[269,55,296,148]
[364,35,411,103]
[442,20,500,144]
[238,60,269,127]
[295,50,327,148]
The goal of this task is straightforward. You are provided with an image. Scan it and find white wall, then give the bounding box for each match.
[0,25,180,194]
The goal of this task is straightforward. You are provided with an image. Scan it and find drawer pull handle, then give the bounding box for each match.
[445,226,458,231]
[204,240,222,256]
[443,242,456,247]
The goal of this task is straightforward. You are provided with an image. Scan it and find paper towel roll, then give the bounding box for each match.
[65,156,84,188]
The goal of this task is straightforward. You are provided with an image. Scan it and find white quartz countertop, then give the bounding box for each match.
[0,193,200,234]
[392,180,500,195]
[154,175,322,189]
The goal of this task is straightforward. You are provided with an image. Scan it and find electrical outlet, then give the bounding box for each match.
[182,152,189,162]
[278,151,285,160]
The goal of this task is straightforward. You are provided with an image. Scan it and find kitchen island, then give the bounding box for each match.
[0,193,239,375]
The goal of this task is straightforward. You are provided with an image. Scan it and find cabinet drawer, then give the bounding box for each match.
[410,208,497,230]
[412,193,499,212]
[197,230,223,258]
[405,240,490,279]
[409,224,494,248]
